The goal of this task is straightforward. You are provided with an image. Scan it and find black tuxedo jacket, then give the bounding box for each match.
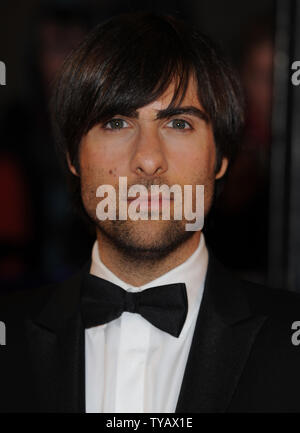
[1,254,300,412]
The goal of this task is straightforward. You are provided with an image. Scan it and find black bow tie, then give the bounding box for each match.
[81,274,188,338]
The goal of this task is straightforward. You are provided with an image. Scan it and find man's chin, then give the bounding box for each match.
[96,219,194,261]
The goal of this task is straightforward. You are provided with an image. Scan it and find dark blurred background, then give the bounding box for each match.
[0,0,299,292]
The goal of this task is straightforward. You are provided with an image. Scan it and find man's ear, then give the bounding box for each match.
[215,157,228,180]
[67,152,79,177]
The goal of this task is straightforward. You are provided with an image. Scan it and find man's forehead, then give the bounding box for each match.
[140,94,200,114]
[145,77,201,111]
[96,75,209,123]
[128,79,207,120]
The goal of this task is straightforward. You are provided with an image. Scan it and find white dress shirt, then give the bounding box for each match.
[85,234,209,413]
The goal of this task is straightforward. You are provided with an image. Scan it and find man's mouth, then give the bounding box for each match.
[127,195,173,204]
[127,194,173,203]
[126,194,174,214]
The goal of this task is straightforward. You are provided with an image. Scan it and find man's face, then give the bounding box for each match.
[70,77,227,260]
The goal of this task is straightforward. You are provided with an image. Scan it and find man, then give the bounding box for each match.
[1,11,300,413]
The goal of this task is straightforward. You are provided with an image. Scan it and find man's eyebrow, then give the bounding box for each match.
[155,106,209,122]
[110,106,209,122]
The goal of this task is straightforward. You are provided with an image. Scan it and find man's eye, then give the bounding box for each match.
[166,119,192,130]
[103,119,129,129]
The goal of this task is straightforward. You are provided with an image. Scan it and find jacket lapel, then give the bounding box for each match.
[25,264,90,412]
[176,255,267,413]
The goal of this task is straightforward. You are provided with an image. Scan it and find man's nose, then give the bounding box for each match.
[130,128,168,177]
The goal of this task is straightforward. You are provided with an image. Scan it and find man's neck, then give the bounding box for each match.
[95,231,201,286]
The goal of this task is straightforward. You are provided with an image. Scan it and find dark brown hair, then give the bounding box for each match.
[51,11,244,216]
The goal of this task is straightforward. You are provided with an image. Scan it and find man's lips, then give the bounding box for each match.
[126,196,174,214]
[126,196,173,203]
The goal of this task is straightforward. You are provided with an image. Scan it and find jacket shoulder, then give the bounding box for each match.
[208,253,300,319]
[240,277,300,318]
[0,264,89,321]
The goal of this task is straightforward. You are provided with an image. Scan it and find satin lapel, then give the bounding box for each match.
[56,314,85,413]
[25,319,60,412]
[175,256,267,413]
[25,264,90,412]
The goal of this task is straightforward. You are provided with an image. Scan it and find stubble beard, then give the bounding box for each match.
[81,176,214,264]
[93,217,195,262]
